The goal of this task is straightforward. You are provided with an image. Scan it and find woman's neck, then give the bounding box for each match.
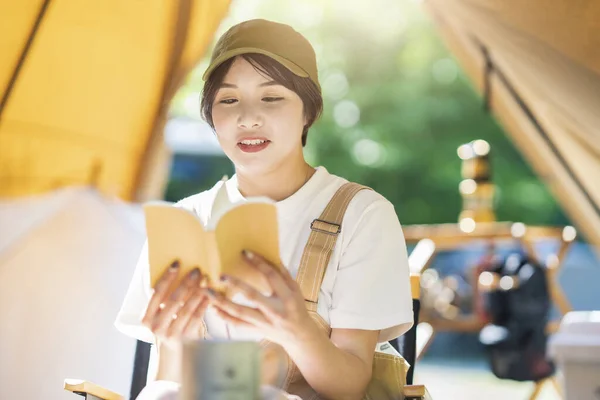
[235,158,315,202]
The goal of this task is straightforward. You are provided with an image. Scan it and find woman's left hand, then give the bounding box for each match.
[208,250,319,348]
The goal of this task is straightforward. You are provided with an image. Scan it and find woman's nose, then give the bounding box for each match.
[237,104,263,129]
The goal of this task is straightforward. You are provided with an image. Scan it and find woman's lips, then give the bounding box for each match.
[237,140,271,153]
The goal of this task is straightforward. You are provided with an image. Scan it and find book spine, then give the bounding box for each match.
[205,231,224,291]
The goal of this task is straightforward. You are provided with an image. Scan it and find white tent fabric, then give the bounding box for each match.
[424,0,600,245]
[0,188,145,399]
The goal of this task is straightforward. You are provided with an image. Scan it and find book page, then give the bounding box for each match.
[214,202,282,294]
[143,203,211,289]
[206,177,274,232]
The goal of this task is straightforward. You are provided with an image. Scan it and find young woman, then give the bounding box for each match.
[116,19,413,400]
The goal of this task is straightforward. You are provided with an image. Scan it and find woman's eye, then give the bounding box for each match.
[219,98,238,105]
[263,97,283,102]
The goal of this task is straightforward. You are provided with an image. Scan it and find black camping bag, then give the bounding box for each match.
[479,253,555,382]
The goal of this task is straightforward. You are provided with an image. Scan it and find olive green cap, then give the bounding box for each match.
[202,19,320,90]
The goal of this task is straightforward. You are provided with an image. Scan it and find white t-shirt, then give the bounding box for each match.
[115,166,413,346]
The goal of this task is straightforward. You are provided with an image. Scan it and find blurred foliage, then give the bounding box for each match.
[167,0,567,226]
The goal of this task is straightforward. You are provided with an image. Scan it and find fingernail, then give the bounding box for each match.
[242,249,255,260]
[190,268,200,279]
[220,274,229,282]
[169,260,180,271]
[206,288,217,298]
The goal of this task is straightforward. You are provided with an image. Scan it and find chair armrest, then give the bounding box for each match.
[64,379,124,400]
[404,384,433,400]
[416,322,435,360]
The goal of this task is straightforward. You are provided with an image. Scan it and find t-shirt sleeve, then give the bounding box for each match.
[329,199,413,343]
[114,240,155,344]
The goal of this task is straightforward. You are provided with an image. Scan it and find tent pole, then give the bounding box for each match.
[131,0,192,201]
[0,0,52,123]
[481,46,493,113]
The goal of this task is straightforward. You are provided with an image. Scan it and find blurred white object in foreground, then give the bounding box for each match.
[0,188,145,399]
[548,311,600,400]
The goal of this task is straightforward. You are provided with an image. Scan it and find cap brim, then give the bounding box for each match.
[202,47,310,81]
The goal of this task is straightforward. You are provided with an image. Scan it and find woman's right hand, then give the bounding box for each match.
[142,260,209,348]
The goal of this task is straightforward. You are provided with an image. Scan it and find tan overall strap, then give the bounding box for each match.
[295,182,371,311]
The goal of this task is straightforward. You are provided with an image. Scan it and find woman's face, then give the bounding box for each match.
[211,57,306,174]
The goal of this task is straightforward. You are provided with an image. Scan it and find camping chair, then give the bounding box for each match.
[64,274,431,400]
[401,273,433,400]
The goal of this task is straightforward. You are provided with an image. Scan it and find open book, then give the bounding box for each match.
[143,178,283,294]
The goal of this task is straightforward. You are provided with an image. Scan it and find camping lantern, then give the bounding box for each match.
[458,140,496,230]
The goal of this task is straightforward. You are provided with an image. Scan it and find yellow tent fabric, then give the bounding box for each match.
[424,0,600,245]
[0,0,230,201]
